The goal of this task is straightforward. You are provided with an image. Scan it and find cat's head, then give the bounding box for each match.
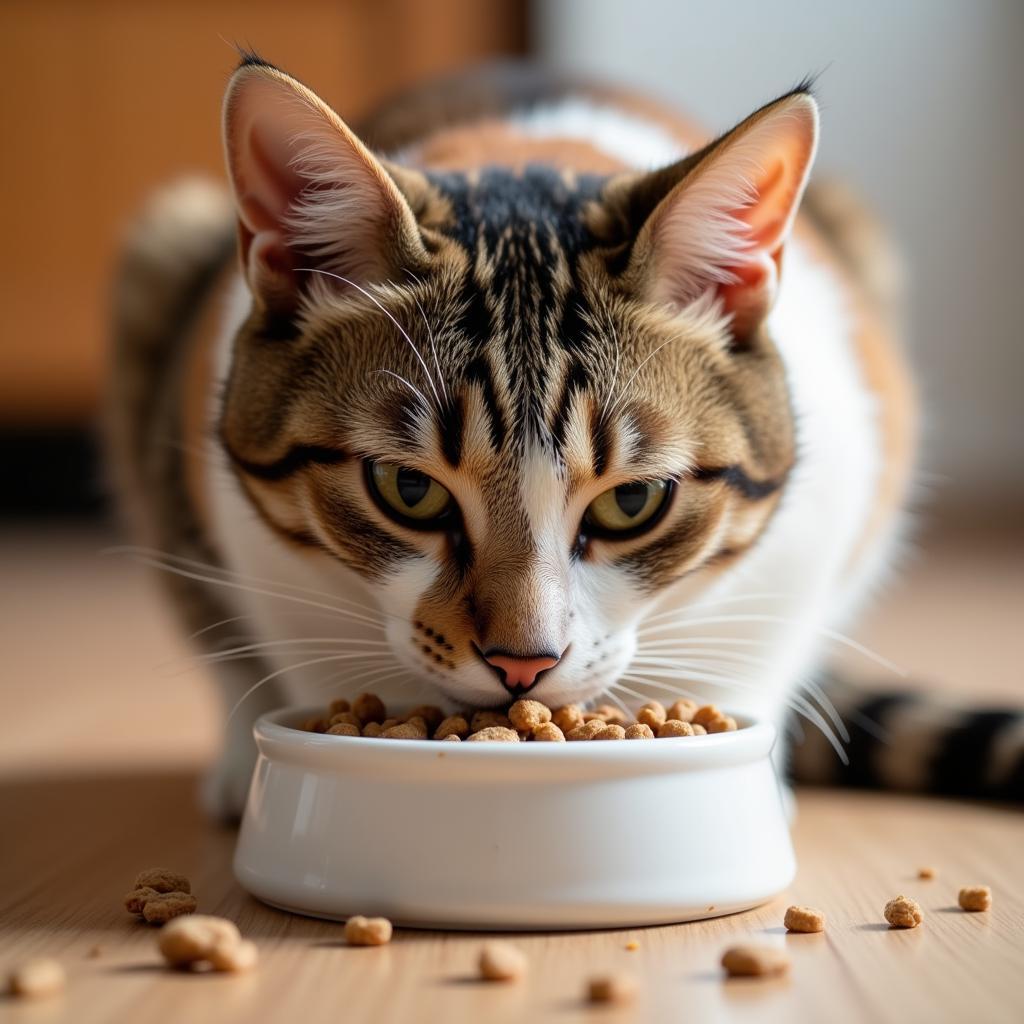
[218,58,817,708]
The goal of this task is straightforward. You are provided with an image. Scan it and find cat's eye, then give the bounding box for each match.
[584,479,672,537]
[367,461,453,526]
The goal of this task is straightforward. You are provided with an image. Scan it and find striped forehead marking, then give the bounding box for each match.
[427,166,608,457]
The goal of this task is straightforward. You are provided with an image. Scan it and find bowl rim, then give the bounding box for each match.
[253,705,778,776]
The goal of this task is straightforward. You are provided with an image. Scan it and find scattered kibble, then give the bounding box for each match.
[624,940,640,951]
[784,905,826,933]
[158,915,256,972]
[7,958,66,999]
[707,715,738,733]
[508,699,551,732]
[344,915,393,946]
[884,895,923,929]
[587,972,637,1004]
[917,866,936,880]
[667,699,698,722]
[124,868,196,923]
[466,726,520,743]
[532,722,565,742]
[478,941,527,981]
[326,722,360,737]
[721,944,790,978]
[958,886,992,912]
[657,719,694,738]
[636,701,666,729]
[566,720,606,741]
[134,868,191,894]
[299,693,744,742]
[435,715,469,740]
[471,710,513,733]
[625,723,654,739]
[552,704,584,733]
[352,692,386,725]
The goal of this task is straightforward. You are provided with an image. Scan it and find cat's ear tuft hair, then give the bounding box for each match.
[222,61,428,314]
[621,89,818,343]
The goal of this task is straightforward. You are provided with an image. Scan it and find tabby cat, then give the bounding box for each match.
[109,55,1020,818]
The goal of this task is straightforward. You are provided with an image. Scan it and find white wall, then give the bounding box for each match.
[535,0,1024,516]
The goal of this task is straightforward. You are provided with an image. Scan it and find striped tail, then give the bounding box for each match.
[789,675,1024,802]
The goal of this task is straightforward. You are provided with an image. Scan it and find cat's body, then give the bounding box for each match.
[113,59,1017,819]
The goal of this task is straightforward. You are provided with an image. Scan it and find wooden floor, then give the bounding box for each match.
[2,526,1022,1023]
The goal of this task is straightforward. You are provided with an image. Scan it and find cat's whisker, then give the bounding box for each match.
[171,636,394,673]
[625,662,846,760]
[596,691,631,719]
[109,550,390,632]
[598,320,622,427]
[632,643,851,742]
[371,369,431,412]
[225,652,394,726]
[639,591,789,625]
[636,635,776,651]
[188,609,361,642]
[177,649,392,677]
[298,268,443,412]
[635,612,904,676]
[602,335,681,423]
[402,268,448,404]
[618,673,705,706]
[106,545,395,626]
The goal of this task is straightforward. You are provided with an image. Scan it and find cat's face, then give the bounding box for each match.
[219,60,815,707]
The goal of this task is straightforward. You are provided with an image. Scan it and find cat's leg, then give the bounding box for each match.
[199,658,285,823]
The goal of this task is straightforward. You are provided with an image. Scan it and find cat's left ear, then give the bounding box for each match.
[222,58,429,313]
[618,89,818,342]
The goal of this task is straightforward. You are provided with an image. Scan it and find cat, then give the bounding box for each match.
[108,55,1020,819]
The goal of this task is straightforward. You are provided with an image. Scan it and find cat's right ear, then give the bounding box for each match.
[222,58,428,313]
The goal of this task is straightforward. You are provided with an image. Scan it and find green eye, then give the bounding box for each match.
[585,480,671,535]
[368,462,452,523]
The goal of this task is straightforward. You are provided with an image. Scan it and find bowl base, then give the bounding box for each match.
[251,892,778,932]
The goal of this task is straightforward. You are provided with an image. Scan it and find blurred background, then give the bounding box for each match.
[2,0,1021,775]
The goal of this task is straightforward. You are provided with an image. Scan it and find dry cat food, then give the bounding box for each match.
[784,905,826,933]
[721,944,790,978]
[344,915,393,946]
[478,941,527,982]
[587,972,638,1004]
[917,866,936,880]
[958,885,992,912]
[302,694,742,742]
[6,958,66,999]
[124,867,197,924]
[883,894,923,929]
[158,915,258,973]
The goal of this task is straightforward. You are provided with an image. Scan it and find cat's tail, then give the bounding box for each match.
[789,675,1024,802]
[802,178,905,328]
[107,177,235,535]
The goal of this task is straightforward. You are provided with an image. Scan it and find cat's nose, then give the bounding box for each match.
[480,648,563,696]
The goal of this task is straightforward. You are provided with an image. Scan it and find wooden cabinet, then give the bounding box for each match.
[0,1,525,425]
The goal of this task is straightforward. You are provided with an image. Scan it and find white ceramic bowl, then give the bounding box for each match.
[234,707,795,930]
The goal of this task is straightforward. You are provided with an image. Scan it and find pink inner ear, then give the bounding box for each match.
[717,255,778,339]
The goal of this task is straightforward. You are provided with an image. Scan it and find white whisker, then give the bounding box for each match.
[298,267,442,411]
[635,613,904,676]
[108,551,389,633]
[403,269,447,404]
[640,591,788,625]
[105,545,394,626]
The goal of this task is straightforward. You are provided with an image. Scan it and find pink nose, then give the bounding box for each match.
[483,652,560,693]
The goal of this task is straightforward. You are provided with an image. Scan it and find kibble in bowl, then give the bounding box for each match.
[233,700,792,931]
